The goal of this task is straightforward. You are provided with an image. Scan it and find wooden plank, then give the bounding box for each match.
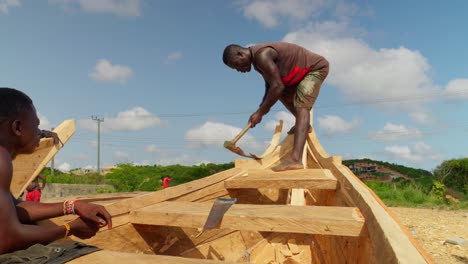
[225,169,336,190]
[67,250,243,263]
[289,189,305,206]
[306,128,431,263]
[130,202,365,237]
[105,168,245,217]
[11,120,75,198]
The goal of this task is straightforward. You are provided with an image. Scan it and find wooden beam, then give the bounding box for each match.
[130,201,365,237]
[105,168,245,217]
[225,169,336,190]
[67,250,243,264]
[11,120,75,198]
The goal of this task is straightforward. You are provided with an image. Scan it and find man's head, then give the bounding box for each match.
[222,44,252,73]
[0,88,40,155]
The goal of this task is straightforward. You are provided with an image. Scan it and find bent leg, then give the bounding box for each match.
[272,72,323,172]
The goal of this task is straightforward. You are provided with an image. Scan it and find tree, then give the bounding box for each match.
[433,158,468,194]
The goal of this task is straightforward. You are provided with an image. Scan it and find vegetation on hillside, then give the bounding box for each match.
[343,158,432,178]
[344,158,467,208]
[41,158,467,208]
[42,162,234,192]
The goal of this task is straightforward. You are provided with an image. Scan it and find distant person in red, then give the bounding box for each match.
[161,176,171,188]
[25,174,46,202]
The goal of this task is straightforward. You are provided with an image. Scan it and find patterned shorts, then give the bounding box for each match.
[281,71,323,109]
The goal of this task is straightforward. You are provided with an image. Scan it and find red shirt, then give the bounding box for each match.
[163,177,171,188]
[26,189,42,202]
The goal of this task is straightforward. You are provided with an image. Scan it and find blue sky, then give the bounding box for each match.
[1,0,467,172]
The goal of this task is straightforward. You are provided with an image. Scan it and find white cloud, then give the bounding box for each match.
[145,144,158,154]
[166,51,183,62]
[0,0,20,14]
[57,162,71,172]
[155,154,211,166]
[185,121,264,152]
[384,142,439,163]
[90,59,133,84]
[317,115,359,136]
[369,123,422,142]
[409,111,434,125]
[49,0,141,16]
[113,151,129,161]
[442,79,468,101]
[77,107,162,132]
[283,21,440,115]
[38,112,52,130]
[239,0,329,28]
[264,111,295,132]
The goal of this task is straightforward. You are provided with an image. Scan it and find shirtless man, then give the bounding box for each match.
[0,87,112,254]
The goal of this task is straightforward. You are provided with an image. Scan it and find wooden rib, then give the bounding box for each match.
[289,189,305,206]
[67,250,243,264]
[130,201,365,237]
[11,120,75,198]
[105,168,245,217]
[225,169,336,190]
[253,119,283,158]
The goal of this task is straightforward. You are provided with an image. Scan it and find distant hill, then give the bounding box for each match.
[343,158,433,179]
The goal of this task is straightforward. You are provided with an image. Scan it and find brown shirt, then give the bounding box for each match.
[249,42,329,86]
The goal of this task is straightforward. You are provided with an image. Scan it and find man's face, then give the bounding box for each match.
[227,55,251,73]
[15,105,41,154]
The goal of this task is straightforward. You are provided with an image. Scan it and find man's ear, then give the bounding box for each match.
[11,119,22,136]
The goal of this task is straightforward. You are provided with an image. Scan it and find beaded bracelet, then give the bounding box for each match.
[63,200,77,215]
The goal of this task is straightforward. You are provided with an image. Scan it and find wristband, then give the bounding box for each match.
[63,223,71,238]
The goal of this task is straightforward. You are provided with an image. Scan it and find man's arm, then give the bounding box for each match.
[15,199,112,229]
[40,129,60,145]
[249,47,285,127]
[259,81,270,107]
[1,147,106,254]
[0,148,68,253]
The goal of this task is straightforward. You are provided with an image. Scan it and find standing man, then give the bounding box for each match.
[162,176,171,188]
[25,174,46,202]
[222,42,329,172]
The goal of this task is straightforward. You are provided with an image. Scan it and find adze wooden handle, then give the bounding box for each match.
[230,122,252,145]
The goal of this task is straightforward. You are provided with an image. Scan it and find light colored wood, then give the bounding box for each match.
[130,201,365,237]
[306,128,431,263]
[234,134,296,170]
[105,168,245,217]
[67,250,243,263]
[181,231,247,261]
[253,119,283,159]
[225,169,337,190]
[289,189,305,206]
[11,120,75,198]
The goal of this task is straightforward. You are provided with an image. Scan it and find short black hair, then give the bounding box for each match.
[222,44,242,65]
[0,88,33,121]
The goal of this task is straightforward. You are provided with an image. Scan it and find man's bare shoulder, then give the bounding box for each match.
[0,146,13,189]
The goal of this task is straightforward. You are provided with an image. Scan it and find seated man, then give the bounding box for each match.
[0,88,112,255]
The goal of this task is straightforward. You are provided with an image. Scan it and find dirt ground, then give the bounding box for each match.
[390,207,468,264]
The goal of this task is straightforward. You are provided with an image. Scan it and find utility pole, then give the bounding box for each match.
[91,116,104,175]
[50,127,55,177]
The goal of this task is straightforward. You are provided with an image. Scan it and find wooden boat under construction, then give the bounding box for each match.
[13,119,433,263]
